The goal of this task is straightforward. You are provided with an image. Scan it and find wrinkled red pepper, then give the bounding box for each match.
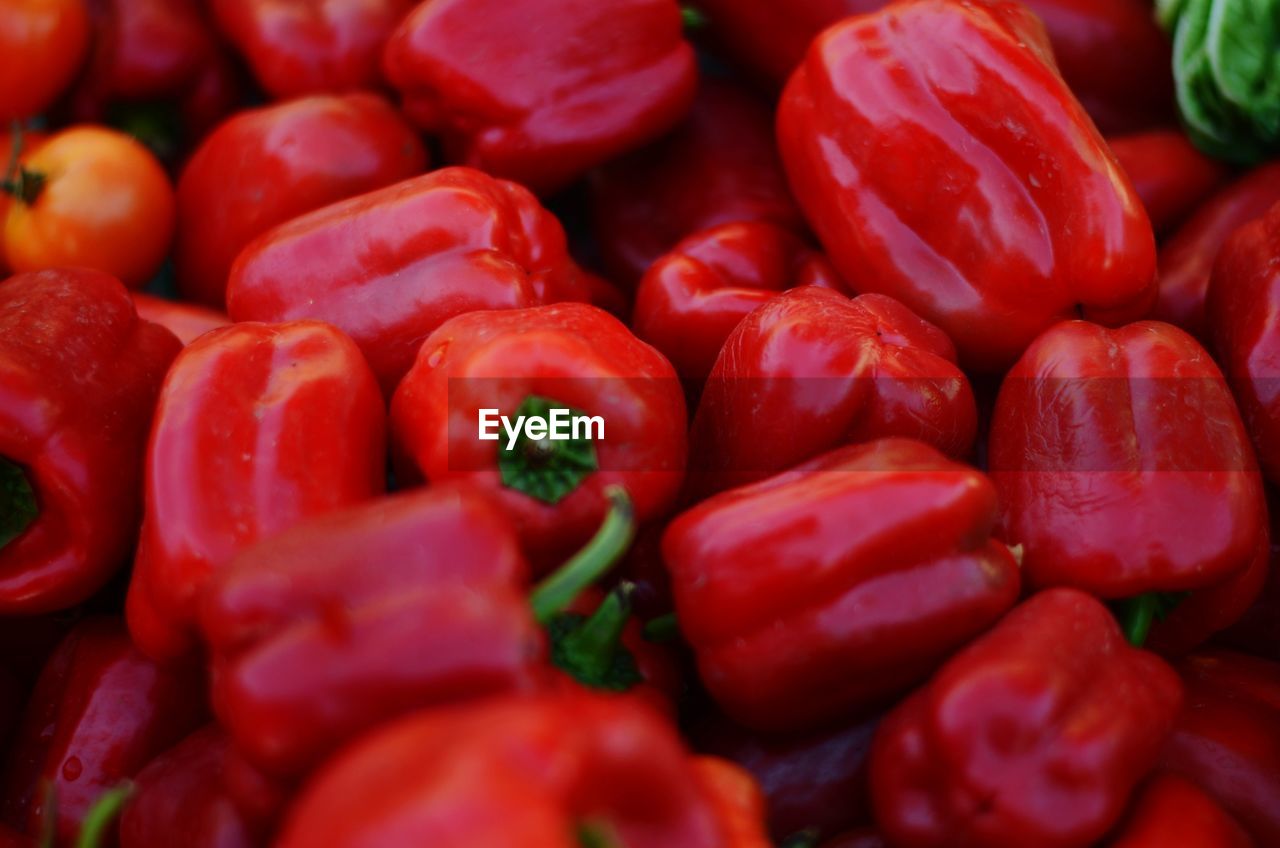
[126,320,386,663]
[1106,773,1254,848]
[209,0,415,98]
[67,0,242,149]
[694,0,1172,135]
[130,293,228,346]
[0,618,206,844]
[1155,163,1280,338]
[870,588,1183,848]
[199,487,542,781]
[1208,200,1280,486]
[666,438,1020,732]
[175,92,426,308]
[989,321,1268,627]
[0,269,180,613]
[276,692,769,846]
[589,79,805,286]
[383,0,697,194]
[689,287,976,495]
[632,222,845,382]
[227,167,604,394]
[1159,652,1280,844]
[391,302,687,566]
[1108,130,1227,235]
[119,726,259,848]
[777,0,1156,371]
[692,709,879,841]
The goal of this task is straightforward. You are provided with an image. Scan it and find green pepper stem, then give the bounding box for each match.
[559,583,634,681]
[642,612,680,643]
[530,486,635,623]
[0,457,39,551]
[1120,594,1158,647]
[681,6,707,29]
[74,782,133,848]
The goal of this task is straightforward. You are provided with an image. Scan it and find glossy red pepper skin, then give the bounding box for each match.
[130,293,228,346]
[692,710,878,841]
[689,287,976,495]
[589,80,805,287]
[199,487,542,781]
[0,269,180,613]
[1214,499,1280,660]
[67,0,242,144]
[690,757,773,848]
[667,439,1020,732]
[1108,130,1227,236]
[391,303,687,566]
[1208,202,1280,486]
[777,0,1156,372]
[383,0,697,195]
[0,618,206,845]
[227,167,600,394]
[119,726,259,848]
[695,0,1171,135]
[990,320,1267,603]
[1154,163,1280,338]
[632,222,845,382]
[126,321,386,663]
[870,589,1183,848]
[1106,773,1254,848]
[1159,652,1280,844]
[210,0,415,98]
[175,93,427,308]
[276,693,768,846]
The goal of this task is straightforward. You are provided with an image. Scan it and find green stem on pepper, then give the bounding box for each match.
[529,486,635,623]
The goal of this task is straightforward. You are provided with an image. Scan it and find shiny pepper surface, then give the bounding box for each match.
[666,438,1020,732]
[777,0,1156,371]
[990,320,1267,605]
[0,269,179,613]
[227,167,597,394]
[277,693,769,846]
[689,287,976,495]
[383,0,697,194]
[1106,773,1254,848]
[126,321,386,663]
[870,588,1183,848]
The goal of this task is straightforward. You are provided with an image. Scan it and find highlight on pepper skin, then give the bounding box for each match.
[3,0,1280,845]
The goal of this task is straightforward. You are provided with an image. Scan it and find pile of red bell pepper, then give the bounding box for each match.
[3,0,1280,845]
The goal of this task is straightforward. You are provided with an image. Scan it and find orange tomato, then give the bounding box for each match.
[0,128,46,272]
[3,126,175,287]
[0,0,91,121]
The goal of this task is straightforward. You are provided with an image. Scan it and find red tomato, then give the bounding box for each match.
[0,0,91,120]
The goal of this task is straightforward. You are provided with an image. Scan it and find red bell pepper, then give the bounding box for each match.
[691,757,772,848]
[198,486,543,781]
[275,692,770,846]
[692,709,879,841]
[776,0,1156,372]
[1106,773,1254,848]
[226,167,603,394]
[119,726,259,848]
[870,588,1183,848]
[0,0,90,122]
[383,0,697,195]
[694,0,1172,135]
[130,293,228,346]
[1153,162,1280,338]
[1108,130,1227,235]
[0,269,180,613]
[1158,652,1280,844]
[209,0,415,99]
[666,438,1020,732]
[391,302,687,566]
[688,287,976,495]
[989,321,1268,619]
[126,320,386,663]
[1208,200,1280,486]
[175,92,427,308]
[1214,497,1280,660]
[66,0,242,150]
[632,221,845,383]
[0,618,206,845]
[588,79,805,286]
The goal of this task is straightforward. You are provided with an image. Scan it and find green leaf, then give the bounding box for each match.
[497,395,599,505]
[0,457,37,550]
